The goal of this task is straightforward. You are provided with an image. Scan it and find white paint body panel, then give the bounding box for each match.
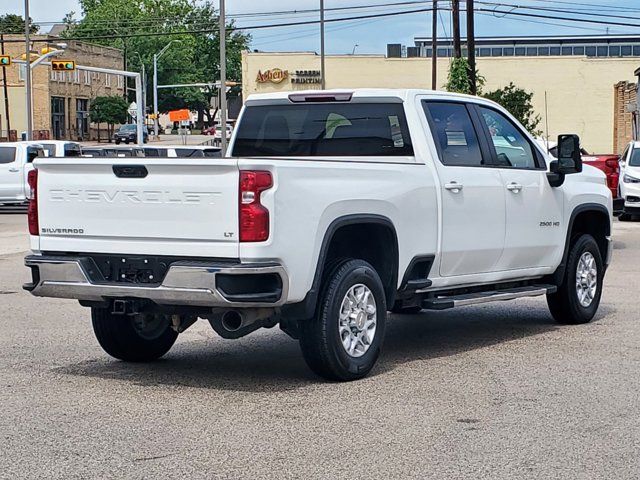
[29,89,613,305]
[0,143,32,203]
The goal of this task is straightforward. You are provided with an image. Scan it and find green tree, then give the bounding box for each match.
[64,0,250,128]
[0,14,39,34]
[484,82,542,135]
[90,95,128,142]
[444,57,484,95]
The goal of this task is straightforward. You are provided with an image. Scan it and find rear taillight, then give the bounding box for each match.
[605,158,619,171]
[27,169,39,236]
[239,170,272,242]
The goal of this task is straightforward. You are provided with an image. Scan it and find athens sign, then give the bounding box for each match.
[256,68,289,84]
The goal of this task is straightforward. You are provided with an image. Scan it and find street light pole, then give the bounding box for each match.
[220,0,227,156]
[153,54,158,137]
[24,0,32,140]
[153,40,180,138]
[320,0,326,89]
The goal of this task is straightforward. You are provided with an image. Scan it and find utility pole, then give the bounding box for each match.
[431,0,437,90]
[467,0,477,95]
[452,0,462,58]
[220,0,228,156]
[1,34,11,138]
[24,0,33,140]
[320,0,326,89]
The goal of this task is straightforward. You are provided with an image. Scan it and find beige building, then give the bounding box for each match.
[0,34,125,141]
[242,50,639,153]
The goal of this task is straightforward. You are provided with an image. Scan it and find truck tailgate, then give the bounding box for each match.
[34,157,239,258]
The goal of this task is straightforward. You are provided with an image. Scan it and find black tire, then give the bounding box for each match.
[547,234,603,325]
[91,308,178,362]
[114,139,121,145]
[299,259,387,381]
[619,213,632,222]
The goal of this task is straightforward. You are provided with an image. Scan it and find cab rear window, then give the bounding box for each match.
[232,103,413,157]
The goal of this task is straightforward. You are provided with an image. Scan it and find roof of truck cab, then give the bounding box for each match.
[245,88,495,105]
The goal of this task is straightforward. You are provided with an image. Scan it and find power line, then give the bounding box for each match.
[1,7,441,42]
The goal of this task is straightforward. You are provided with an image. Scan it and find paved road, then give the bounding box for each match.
[1,215,639,479]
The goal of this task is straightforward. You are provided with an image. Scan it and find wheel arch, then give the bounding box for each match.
[551,203,611,285]
[281,214,399,322]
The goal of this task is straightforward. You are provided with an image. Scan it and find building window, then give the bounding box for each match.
[633,46,640,56]
[597,46,608,57]
[550,47,560,56]
[538,47,550,56]
[436,48,448,57]
[561,46,573,55]
[574,46,585,55]
[117,75,124,88]
[73,70,80,84]
[503,48,514,56]
[479,48,491,56]
[621,46,632,56]
[610,46,621,56]
[515,47,526,56]
[105,73,111,87]
[526,47,538,56]
[424,48,432,57]
[83,70,91,85]
[585,46,596,56]
[491,48,503,56]
[50,68,57,81]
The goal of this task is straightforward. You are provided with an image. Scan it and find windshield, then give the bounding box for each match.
[629,148,640,167]
[232,103,414,157]
[120,124,136,132]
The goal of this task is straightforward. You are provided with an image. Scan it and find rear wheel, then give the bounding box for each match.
[91,308,178,362]
[547,234,603,324]
[299,259,387,381]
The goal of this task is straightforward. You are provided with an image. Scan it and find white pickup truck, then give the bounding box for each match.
[24,89,612,381]
[0,142,44,205]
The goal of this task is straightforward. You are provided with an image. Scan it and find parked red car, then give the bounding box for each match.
[202,126,216,136]
[581,154,620,199]
[548,145,623,213]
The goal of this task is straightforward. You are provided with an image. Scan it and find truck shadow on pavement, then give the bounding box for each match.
[55,301,613,393]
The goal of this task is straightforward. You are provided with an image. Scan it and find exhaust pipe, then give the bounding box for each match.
[221,310,243,331]
[208,308,277,339]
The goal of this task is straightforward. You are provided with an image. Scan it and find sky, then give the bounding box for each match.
[4,0,640,54]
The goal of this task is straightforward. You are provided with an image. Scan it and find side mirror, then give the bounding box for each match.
[556,134,582,174]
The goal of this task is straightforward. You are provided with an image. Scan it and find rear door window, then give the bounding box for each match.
[232,103,413,157]
[422,101,484,166]
[0,146,16,164]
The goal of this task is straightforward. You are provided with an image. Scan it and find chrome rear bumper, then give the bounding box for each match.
[24,255,288,308]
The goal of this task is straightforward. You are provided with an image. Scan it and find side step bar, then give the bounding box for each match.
[422,284,557,311]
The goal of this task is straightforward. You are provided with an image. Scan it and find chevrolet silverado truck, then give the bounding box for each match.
[0,142,43,205]
[24,89,612,381]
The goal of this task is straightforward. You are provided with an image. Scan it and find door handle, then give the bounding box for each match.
[506,182,523,193]
[444,182,463,193]
[8,168,19,173]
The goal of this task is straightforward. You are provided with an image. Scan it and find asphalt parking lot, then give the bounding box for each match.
[1,210,639,479]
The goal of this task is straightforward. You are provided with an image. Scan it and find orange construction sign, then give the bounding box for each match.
[168,109,190,122]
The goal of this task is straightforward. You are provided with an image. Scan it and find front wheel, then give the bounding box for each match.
[547,234,604,324]
[619,213,632,222]
[299,259,387,381]
[91,308,178,362]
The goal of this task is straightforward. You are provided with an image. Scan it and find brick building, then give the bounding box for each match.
[0,32,125,141]
[613,81,637,154]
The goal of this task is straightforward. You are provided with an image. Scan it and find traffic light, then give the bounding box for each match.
[51,60,75,71]
[0,55,10,67]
